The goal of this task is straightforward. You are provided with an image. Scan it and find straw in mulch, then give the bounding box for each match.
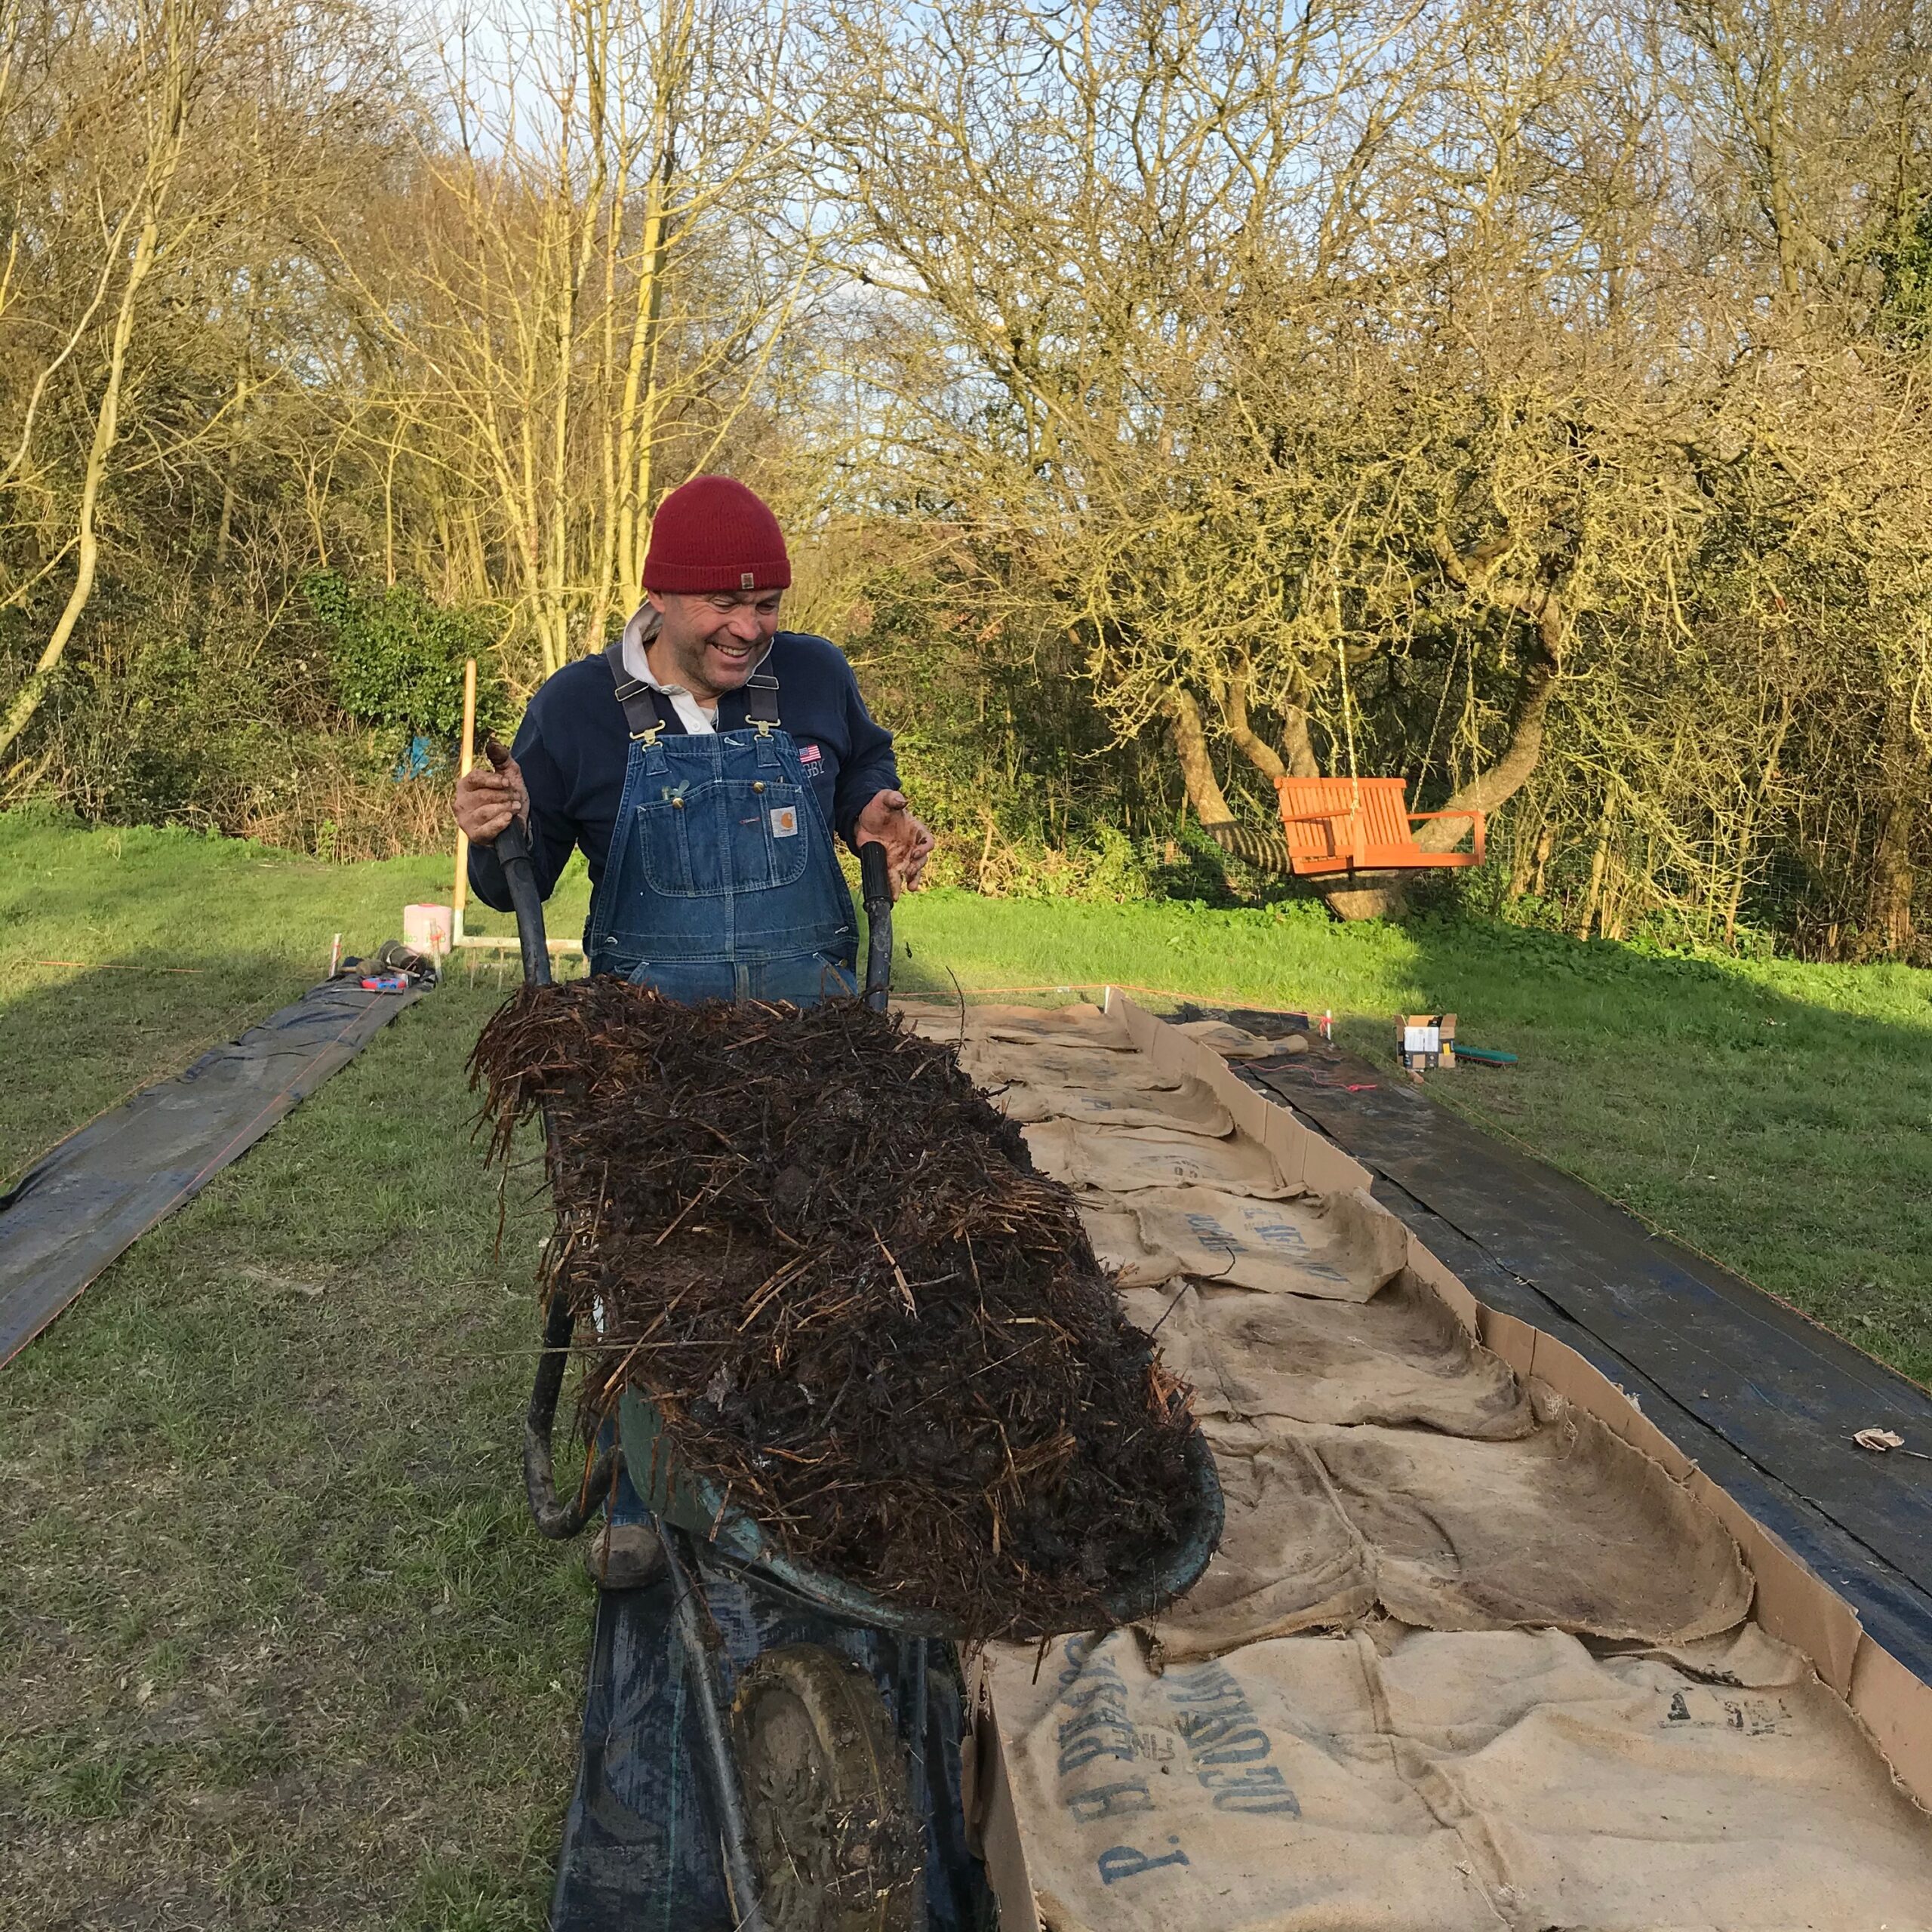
[469,980,1202,1639]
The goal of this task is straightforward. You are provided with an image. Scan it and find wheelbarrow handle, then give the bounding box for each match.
[860,839,893,1012]
[658,1525,772,1930]
[491,811,553,990]
[488,789,612,1535]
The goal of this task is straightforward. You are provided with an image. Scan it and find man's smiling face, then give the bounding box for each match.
[648,588,783,704]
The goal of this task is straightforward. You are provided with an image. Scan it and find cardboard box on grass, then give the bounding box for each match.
[1400,1012,1456,1071]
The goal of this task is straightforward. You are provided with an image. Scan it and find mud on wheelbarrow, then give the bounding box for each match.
[491,808,1224,1931]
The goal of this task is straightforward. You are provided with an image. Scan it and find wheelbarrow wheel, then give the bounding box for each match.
[732,1643,922,1932]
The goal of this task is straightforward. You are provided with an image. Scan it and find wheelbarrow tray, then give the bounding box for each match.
[619,1386,1225,1640]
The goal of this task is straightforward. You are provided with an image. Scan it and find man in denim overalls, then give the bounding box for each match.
[457,473,934,1004]
[451,481,971,1927]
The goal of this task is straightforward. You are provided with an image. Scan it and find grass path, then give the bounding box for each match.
[0,977,582,1928]
[1,811,1927,1924]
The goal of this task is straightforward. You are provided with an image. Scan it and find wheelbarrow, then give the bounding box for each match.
[490,807,1224,1931]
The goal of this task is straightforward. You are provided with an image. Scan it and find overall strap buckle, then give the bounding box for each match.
[605,639,670,743]
[745,672,780,731]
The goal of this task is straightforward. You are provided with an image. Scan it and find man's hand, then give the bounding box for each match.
[454,743,528,848]
[854,789,935,898]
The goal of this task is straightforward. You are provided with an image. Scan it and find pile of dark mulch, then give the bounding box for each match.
[470,981,1202,1639]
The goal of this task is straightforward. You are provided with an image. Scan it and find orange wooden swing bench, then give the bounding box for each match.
[1272,775,1485,877]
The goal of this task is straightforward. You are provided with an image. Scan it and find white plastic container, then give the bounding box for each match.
[404,903,454,958]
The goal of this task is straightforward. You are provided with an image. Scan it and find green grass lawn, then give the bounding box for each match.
[0,971,583,1928]
[2,810,1928,1926]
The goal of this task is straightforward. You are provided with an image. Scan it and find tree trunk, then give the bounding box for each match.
[1602,856,1629,940]
[1722,701,1791,946]
[0,152,174,764]
[1871,805,1915,953]
[1575,806,1612,940]
[1226,703,1286,782]
[1279,706,1321,779]
[1320,872,1416,920]
[1221,663,1321,786]
[1411,640,1561,854]
[1168,686,1232,823]
[1168,688,1281,887]
[617,0,685,592]
[1509,820,1549,897]
[1320,592,1564,921]
[1413,537,1568,859]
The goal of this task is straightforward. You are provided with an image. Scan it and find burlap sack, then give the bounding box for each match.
[904,1001,1137,1050]
[1377,1624,1932,1929]
[983,1624,1932,1932]
[1171,1019,1310,1060]
[1117,1272,1532,1439]
[1022,1121,1296,1197]
[1298,1413,1752,1643]
[985,1628,1512,1932]
[1140,1423,1373,1657]
[1150,1402,1752,1663]
[991,1077,1235,1136]
[1074,1196,1188,1287]
[1123,1186,1405,1299]
[958,1041,1185,1092]
[966,1001,1924,1932]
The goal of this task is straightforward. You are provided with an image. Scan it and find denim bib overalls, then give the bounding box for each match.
[584,641,859,1002]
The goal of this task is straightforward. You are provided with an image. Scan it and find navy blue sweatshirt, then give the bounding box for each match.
[466,631,900,924]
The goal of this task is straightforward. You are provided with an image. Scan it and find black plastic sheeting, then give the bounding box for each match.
[0,979,422,1366]
[552,1562,994,1932]
[1240,1046,1932,1681]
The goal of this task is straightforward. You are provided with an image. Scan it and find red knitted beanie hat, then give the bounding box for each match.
[641,475,792,592]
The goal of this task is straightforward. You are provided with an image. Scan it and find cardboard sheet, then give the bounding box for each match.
[1117,1273,1533,1440]
[1152,1403,1753,1663]
[983,1625,1932,1932]
[1023,1121,1297,1197]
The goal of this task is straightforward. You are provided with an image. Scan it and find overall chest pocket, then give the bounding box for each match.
[634,777,812,898]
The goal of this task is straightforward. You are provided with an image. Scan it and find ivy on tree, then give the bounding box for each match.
[301,574,506,753]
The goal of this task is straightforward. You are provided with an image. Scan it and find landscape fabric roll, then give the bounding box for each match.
[470,982,1205,1640]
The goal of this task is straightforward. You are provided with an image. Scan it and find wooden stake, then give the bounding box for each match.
[453,657,477,941]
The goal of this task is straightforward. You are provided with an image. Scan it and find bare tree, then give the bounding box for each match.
[336,0,837,686]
